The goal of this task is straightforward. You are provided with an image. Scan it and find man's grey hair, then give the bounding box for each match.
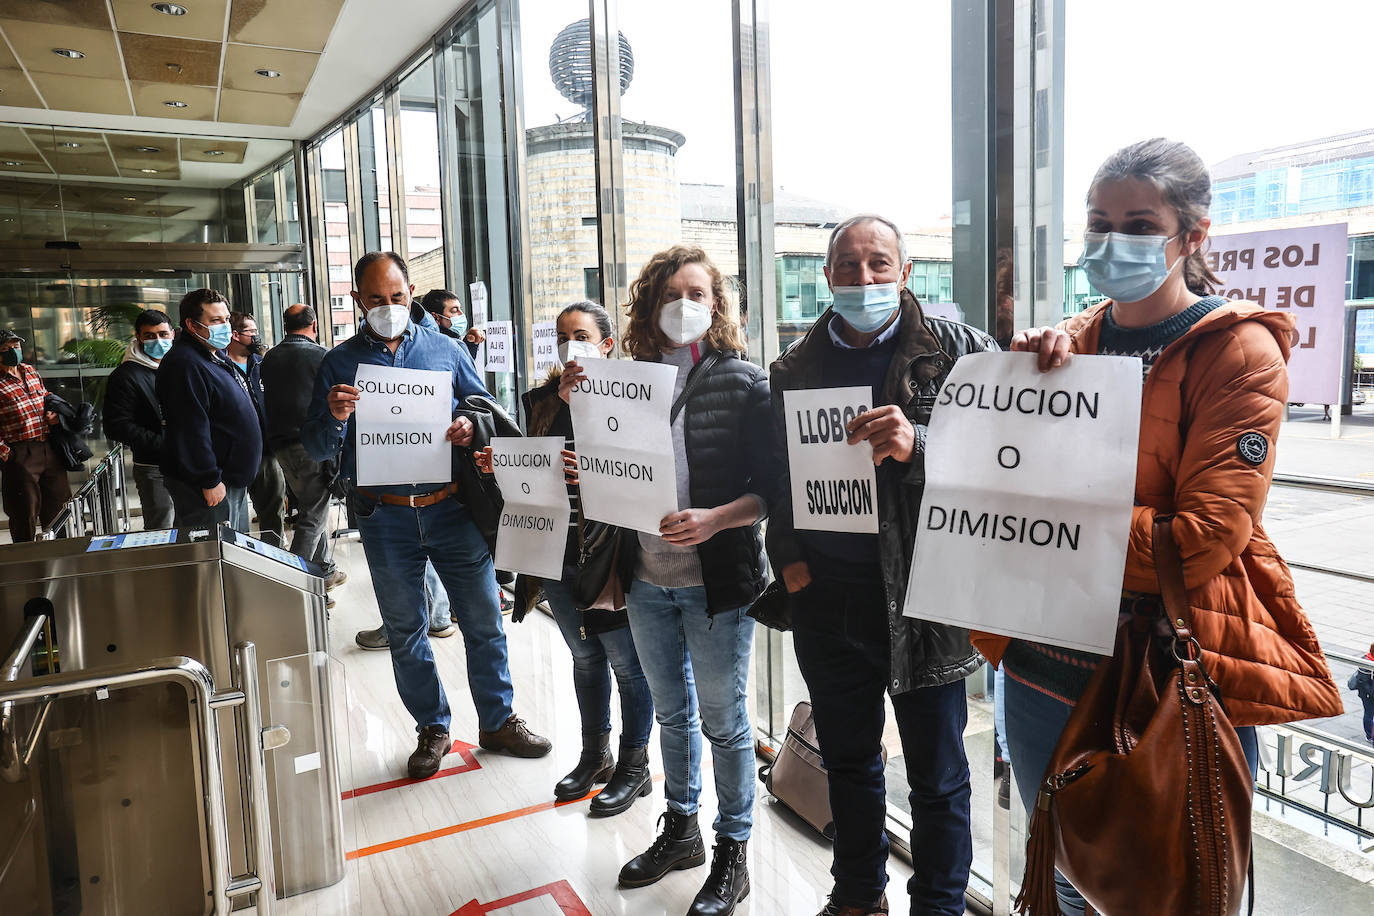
[825,214,908,270]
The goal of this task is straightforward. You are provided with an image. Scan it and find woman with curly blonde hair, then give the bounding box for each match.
[561,245,780,915]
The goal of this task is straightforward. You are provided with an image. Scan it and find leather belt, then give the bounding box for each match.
[355,482,459,508]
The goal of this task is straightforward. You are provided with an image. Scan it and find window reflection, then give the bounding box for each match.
[358,105,392,252]
[316,129,355,340]
[440,0,515,411]
[397,58,446,292]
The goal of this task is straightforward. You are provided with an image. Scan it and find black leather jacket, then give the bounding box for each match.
[766,291,998,693]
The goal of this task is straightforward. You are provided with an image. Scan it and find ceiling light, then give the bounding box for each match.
[2,160,21,167]
[255,69,282,78]
[59,141,81,149]
[140,168,159,174]
[123,196,138,201]
[152,2,189,15]
[52,48,86,60]
[135,146,160,153]
[204,149,225,156]
[163,100,188,108]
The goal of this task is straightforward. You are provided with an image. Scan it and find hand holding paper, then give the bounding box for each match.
[903,352,1141,655]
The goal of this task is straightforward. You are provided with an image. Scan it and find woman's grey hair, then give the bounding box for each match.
[1089,138,1221,296]
[825,214,908,270]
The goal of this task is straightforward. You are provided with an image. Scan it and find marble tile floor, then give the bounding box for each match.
[264,535,930,916]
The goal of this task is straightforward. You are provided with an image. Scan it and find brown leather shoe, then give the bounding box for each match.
[406,725,451,779]
[817,893,889,916]
[478,714,552,758]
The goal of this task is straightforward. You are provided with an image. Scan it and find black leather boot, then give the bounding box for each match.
[688,838,749,916]
[554,731,614,801]
[588,743,651,817]
[617,809,706,888]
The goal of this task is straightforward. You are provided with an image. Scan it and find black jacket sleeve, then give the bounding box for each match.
[103,365,162,457]
[739,368,786,512]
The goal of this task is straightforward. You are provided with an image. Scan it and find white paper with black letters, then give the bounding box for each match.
[903,352,1141,655]
[490,437,570,579]
[568,358,679,535]
[353,365,451,487]
[783,386,879,534]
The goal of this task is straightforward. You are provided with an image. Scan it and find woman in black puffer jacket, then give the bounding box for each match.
[560,246,781,916]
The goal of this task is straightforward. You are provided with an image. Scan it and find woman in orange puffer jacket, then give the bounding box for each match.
[977,138,1341,916]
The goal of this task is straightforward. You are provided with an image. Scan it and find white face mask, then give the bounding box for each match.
[558,339,603,366]
[365,304,410,340]
[658,297,713,347]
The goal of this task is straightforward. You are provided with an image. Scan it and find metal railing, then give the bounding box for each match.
[0,644,283,915]
[41,443,130,540]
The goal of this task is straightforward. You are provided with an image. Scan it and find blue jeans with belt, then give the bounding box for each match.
[354,493,513,733]
[1002,665,1259,916]
[543,578,653,746]
[626,580,756,841]
[791,578,972,915]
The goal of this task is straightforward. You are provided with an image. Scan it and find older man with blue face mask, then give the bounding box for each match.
[766,215,1000,916]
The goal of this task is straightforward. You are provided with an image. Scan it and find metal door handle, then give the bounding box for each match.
[1,614,48,784]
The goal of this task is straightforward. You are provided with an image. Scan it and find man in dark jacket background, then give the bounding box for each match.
[766,215,997,916]
[416,288,485,361]
[227,311,285,546]
[261,304,343,587]
[157,288,261,533]
[103,309,175,529]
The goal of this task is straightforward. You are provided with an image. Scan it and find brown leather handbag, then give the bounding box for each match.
[1016,517,1253,916]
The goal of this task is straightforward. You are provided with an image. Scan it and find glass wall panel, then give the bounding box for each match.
[441,0,516,411]
[517,3,600,340]
[617,2,740,307]
[398,58,446,293]
[250,169,279,243]
[357,104,393,253]
[316,129,356,339]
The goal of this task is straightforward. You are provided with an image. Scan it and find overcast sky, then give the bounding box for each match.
[512,0,1374,230]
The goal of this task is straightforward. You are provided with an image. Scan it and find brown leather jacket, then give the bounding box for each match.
[974,300,1342,726]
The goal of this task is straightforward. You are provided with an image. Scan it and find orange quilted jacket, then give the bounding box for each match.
[973,300,1342,726]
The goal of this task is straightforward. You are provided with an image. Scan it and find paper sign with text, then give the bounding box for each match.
[782,386,879,534]
[468,281,488,327]
[353,365,452,487]
[490,437,570,579]
[532,321,558,374]
[1208,222,1347,404]
[484,321,514,373]
[904,352,1141,655]
[569,358,679,534]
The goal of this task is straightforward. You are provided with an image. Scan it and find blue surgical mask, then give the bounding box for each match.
[831,283,901,333]
[450,313,468,338]
[196,320,233,350]
[143,338,172,360]
[1078,232,1181,303]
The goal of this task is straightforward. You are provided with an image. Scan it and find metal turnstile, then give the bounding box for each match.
[0,527,345,915]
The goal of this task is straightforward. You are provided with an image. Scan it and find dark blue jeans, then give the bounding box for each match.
[1002,664,1259,916]
[792,579,972,914]
[354,494,513,733]
[543,578,654,747]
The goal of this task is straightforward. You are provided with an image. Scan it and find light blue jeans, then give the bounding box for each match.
[626,580,756,841]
